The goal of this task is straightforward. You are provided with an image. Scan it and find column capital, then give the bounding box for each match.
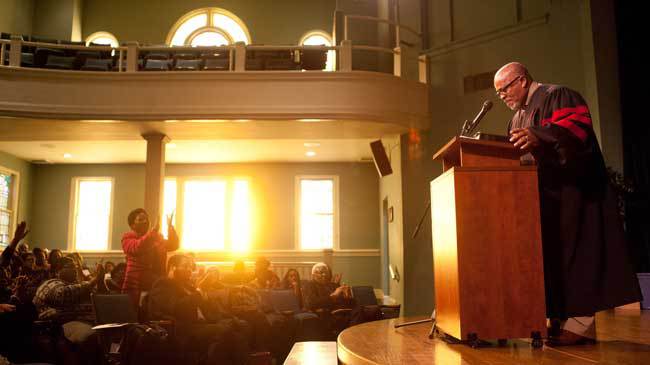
[141,133,170,144]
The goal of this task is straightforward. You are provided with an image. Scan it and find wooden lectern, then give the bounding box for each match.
[430,136,546,345]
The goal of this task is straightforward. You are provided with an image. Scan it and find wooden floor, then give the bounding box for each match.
[337,309,650,364]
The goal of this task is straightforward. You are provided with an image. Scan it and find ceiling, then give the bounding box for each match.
[0,139,378,163]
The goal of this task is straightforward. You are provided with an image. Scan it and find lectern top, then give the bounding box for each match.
[432,136,525,171]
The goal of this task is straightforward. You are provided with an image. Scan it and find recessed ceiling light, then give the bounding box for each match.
[305,151,317,157]
[297,118,330,122]
[303,142,321,147]
[166,143,177,149]
[63,153,72,159]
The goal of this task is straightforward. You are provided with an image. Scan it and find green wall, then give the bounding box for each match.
[0,150,33,233]
[81,0,336,45]
[30,162,379,252]
[0,0,34,36]
[32,0,76,40]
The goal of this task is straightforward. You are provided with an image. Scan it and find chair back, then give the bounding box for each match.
[269,289,301,313]
[92,293,138,324]
[352,286,378,306]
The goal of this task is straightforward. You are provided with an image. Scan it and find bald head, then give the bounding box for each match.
[494,62,533,111]
[495,62,531,82]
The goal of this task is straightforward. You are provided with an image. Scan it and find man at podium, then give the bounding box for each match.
[493,62,641,346]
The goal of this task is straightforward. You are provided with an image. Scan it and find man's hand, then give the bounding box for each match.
[11,221,29,245]
[0,303,16,313]
[509,127,540,150]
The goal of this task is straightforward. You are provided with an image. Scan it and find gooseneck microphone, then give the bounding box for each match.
[461,100,493,137]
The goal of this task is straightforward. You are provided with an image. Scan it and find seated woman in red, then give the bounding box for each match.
[121,208,179,307]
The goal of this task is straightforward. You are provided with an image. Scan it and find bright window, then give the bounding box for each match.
[300,31,335,71]
[190,31,230,47]
[181,180,227,251]
[0,169,18,247]
[164,177,252,252]
[70,178,113,251]
[298,177,338,249]
[85,31,119,48]
[161,178,177,239]
[230,180,251,252]
[167,8,251,46]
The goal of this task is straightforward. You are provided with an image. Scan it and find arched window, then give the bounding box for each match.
[166,8,251,46]
[85,31,119,48]
[300,31,335,71]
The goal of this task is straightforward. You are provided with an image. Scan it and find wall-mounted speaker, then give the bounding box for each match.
[370,140,393,177]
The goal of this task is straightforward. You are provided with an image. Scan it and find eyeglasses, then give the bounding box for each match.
[495,75,522,96]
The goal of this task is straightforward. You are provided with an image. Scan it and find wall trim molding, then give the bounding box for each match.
[422,14,549,60]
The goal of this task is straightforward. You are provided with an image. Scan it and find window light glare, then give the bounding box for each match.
[305,151,317,157]
[182,180,226,250]
[74,180,112,251]
[166,143,177,149]
[230,180,251,252]
[63,153,72,159]
[303,142,321,148]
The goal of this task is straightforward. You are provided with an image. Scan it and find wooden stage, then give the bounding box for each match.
[337,309,650,364]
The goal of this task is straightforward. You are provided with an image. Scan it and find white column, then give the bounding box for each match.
[142,133,169,221]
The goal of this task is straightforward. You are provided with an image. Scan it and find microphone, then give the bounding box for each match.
[462,100,493,136]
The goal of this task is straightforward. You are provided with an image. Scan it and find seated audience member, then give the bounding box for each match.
[16,242,29,256]
[32,247,49,271]
[33,256,104,365]
[107,262,126,294]
[13,253,50,305]
[281,269,304,309]
[250,257,280,289]
[222,260,254,285]
[0,222,38,363]
[302,263,352,312]
[103,261,115,274]
[48,249,64,277]
[122,208,179,307]
[149,254,250,365]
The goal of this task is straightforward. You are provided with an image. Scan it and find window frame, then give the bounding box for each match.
[166,7,251,46]
[67,177,115,252]
[0,166,19,248]
[85,31,119,47]
[294,175,340,251]
[299,30,335,71]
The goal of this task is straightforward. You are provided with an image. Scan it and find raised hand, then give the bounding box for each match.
[11,221,29,244]
[166,211,175,229]
[332,273,342,285]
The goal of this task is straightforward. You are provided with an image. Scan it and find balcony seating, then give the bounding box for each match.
[144,58,172,71]
[300,48,327,70]
[201,52,230,70]
[173,58,202,71]
[34,47,65,68]
[81,58,113,71]
[44,55,76,70]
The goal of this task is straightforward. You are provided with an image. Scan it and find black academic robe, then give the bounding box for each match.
[508,84,641,318]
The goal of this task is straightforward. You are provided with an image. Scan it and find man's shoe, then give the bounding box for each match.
[545,330,596,347]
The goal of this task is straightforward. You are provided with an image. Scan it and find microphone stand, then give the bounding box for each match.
[393,202,437,338]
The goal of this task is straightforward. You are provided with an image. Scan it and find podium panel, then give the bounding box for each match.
[431,137,546,342]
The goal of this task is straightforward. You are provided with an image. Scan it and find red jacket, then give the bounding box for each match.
[121,229,179,292]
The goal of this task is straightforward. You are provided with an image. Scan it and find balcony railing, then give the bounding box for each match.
[1,35,428,83]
